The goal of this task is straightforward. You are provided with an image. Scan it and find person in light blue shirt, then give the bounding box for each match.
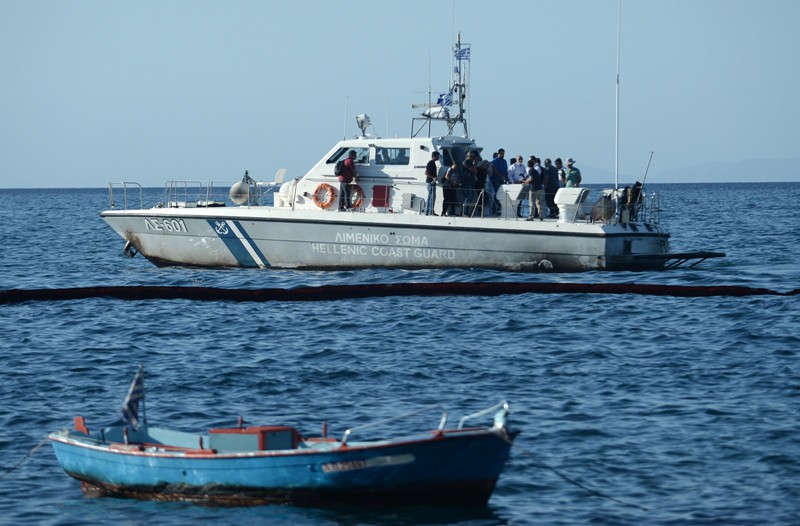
[508,155,526,183]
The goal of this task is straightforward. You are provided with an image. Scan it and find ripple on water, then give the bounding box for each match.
[1,185,800,525]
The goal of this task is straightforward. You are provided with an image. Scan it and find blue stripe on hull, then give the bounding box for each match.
[206,220,269,268]
[232,220,270,267]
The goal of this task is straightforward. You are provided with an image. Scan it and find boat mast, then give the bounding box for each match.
[141,369,147,426]
[427,52,433,138]
[411,33,470,138]
[343,97,349,141]
[615,0,622,222]
[121,364,146,429]
[452,32,469,138]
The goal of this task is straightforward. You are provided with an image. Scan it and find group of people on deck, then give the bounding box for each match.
[425,148,582,218]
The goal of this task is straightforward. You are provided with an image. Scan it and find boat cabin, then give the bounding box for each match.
[208,425,301,452]
[276,135,482,215]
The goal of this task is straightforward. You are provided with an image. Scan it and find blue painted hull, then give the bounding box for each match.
[50,429,515,506]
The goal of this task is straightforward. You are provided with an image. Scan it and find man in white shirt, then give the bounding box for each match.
[510,155,529,217]
[507,155,527,183]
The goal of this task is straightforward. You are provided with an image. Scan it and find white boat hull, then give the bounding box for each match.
[101,207,671,272]
[97,34,723,273]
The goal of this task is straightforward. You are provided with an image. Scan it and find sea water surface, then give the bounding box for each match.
[0,183,798,525]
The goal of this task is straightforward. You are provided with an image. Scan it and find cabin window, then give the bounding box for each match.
[443,146,467,166]
[441,148,453,167]
[326,147,370,165]
[375,147,410,166]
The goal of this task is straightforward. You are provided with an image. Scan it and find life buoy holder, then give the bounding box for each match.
[349,184,364,209]
[312,183,337,209]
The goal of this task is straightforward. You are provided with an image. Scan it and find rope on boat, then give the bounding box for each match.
[0,282,796,304]
[512,442,650,512]
[0,435,49,479]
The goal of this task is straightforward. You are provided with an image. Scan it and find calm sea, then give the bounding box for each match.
[0,183,798,525]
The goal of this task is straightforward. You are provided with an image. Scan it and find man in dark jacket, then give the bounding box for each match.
[424,151,440,215]
[338,150,359,210]
[543,158,560,217]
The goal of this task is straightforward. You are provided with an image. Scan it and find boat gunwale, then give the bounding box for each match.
[49,426,509,460]
[100,209,670,240]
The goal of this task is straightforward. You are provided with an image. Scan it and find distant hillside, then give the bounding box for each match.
[656,158,800,183]
[582,158,800,184]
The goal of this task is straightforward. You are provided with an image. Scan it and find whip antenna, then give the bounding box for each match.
[614,0,622,222]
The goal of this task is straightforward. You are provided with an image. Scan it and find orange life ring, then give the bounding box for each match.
[349,184,364,209]
[312,183,337,209]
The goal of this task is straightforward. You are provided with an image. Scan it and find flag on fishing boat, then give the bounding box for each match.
[454,47,470,61]
[437,91,452,107]
[121,366,145,428]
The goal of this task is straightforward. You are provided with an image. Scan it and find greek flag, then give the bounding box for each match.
[454,47,470,61]
[437,91,452,107]
[121,366,145,428]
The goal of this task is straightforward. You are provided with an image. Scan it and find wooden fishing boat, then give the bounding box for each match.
[49,368,517,506]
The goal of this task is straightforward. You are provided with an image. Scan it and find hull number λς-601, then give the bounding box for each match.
[144,217,188,233]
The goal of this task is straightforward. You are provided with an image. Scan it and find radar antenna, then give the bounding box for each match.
[356,113,373,138]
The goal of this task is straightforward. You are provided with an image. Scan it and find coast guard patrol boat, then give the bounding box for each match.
[101,36,722,272]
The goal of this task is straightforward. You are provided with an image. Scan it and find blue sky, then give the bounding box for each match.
[1,0,798,188]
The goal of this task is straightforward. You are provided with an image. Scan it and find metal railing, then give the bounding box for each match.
[107,179,280,210]
[620,190,660,225]
[341,404,448,447]
[164,180,209,207]
[457,400,509,430]
[164,179,278,208]
[582,188,662,226]
[108,182,144,210]
[641,191,660,224]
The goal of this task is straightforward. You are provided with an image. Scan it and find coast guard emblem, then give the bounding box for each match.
[214,221,229,235]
